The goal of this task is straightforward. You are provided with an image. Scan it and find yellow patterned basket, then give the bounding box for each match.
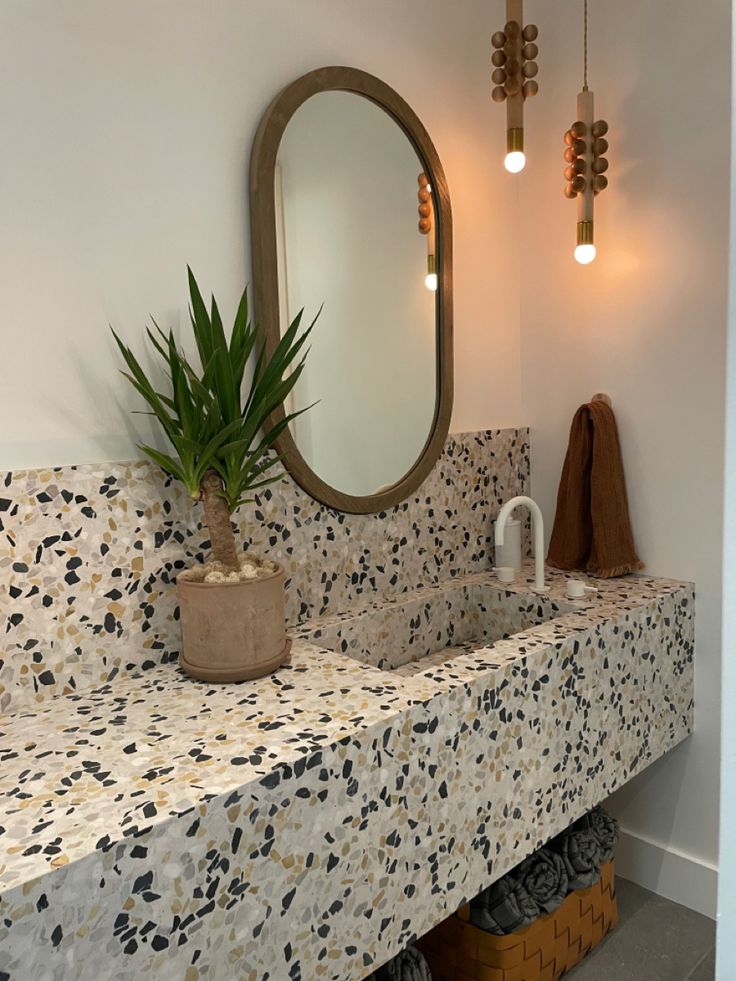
[417,861,618,981]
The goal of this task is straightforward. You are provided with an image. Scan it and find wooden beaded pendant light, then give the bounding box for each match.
[564,0,609,263]
[491,0,539,173]
[417,171,437,291]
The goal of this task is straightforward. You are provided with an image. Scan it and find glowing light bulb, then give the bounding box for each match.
[425,272,438,291]
[574,243,597,265]
[504,151,527,174]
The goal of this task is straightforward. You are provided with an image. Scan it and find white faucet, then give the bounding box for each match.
[495,495,548,593]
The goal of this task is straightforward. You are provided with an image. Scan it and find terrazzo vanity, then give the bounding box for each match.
[0,430,694,980]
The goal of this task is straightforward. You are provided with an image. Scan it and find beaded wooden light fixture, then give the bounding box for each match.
[417,171,437,291]
[564,0,609,263]
[491,0,539,173]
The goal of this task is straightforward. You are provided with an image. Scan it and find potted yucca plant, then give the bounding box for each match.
[113,268,316,682]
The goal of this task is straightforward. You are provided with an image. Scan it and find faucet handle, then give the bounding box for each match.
[566,578,598,600]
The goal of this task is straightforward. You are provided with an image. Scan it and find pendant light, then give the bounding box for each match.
[417,172,437,291]
[491,0,539,173]
[564,0,609,263]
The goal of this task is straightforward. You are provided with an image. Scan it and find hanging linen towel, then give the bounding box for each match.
[547,398,643,578]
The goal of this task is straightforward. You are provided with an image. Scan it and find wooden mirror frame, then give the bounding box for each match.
[250,66,453,514]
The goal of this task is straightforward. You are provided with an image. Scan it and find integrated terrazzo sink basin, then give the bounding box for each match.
[298,580,574,675]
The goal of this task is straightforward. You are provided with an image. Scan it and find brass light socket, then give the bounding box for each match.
[577,220,594,246]
[427,254,437,275]
[507,127,524,153]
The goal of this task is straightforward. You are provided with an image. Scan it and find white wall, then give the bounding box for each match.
[278,91,436,496]
[0,0,522,472]
[519,0,730,916]
[717,9,736,974]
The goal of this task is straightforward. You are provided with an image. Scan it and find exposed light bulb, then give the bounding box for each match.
[504,151,527,174]
[574,243,597,265]
[425,272,438,291]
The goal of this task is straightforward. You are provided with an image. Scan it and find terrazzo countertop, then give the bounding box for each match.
[0,564,694,981]
[1,430,531,714]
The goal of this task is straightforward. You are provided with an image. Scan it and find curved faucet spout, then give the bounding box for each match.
[494,495,548,593]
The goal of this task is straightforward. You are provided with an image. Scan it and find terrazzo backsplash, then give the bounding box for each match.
[1,428,529,712]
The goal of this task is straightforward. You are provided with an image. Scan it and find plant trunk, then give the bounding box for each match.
[200,469,240,572]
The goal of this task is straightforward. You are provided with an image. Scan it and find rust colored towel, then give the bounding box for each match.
[547,400,643,578]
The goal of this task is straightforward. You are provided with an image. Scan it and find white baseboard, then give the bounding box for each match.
[615,828,718,919]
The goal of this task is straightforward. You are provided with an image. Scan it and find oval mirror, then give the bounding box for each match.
[250,67,452,513]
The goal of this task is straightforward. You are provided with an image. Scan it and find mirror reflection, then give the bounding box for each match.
[275,91,438,497]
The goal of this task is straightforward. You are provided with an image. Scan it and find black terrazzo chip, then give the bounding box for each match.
[132,872,153,894]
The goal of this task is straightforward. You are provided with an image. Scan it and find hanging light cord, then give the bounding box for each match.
[583,0,589,91]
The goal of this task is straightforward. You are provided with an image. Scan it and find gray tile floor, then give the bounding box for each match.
[567,878,715,981]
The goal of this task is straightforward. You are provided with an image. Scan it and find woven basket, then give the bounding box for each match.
[417,861,618,981]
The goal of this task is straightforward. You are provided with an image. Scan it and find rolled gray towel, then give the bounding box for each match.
[552,827,602,890]
[470,874,540,935]
[577,806,620,862]
[375,946,432,981]
[513,846,569,915]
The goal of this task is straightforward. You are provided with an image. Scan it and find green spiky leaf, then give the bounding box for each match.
[112,269,318,515]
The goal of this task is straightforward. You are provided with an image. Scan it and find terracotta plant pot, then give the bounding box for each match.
[177,562,291,682]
